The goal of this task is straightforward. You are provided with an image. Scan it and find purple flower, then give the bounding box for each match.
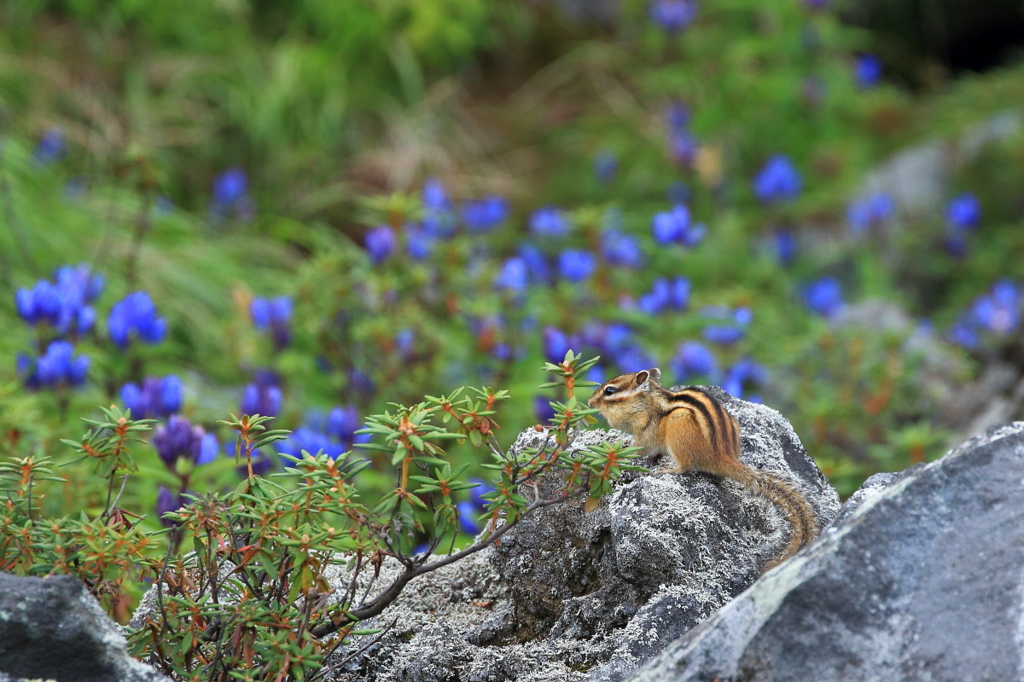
[670,342,719,383]
[615,344,658,373]
[422,178,457,238]
[495,257,529,293]
[847,193,895,236]
[557,250,597,282]
[462,196,510,232]
[772,229,797,265]
[946,193,981,230]
[957,279,1021,340]
[365,226,396,264]
[651,204,705,248]
[277,427,346,462]
[153,416,216,468]
[669,130,699,168]
[601,230,643,268]
[722,359,767,398]
[120,375,183,419]
[156,486,183,527]
[33,128,65,165]
[406,225,436,260]
[701,306,751,345]
[251,296,293,349]
[543,326,571,363]
[17,340,89,390]
[107,292,167,348]
[327,405,361,444]
[586,365,606,385]
[517,244,552,285]
[803,277,844,318]
[753,155,802,204]
[348,368,375,400]
[534,396,557,424]
[16,264,103,336]
[854,53,882,89]
[649,0,698,32]
[639,278,690,315]
[241,381,282,417]
[210,167,255,220]
[529,207,570,239]
[594,151,618,183]
[395,329,416,359]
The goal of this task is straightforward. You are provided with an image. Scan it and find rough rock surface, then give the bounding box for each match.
[0,573,170,682]
[328,391,839,682]
[631,421,1024,682]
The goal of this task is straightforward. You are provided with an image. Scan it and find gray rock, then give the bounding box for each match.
[0,573,169,682]
[327,393,839,682]
[630,422,1024,682]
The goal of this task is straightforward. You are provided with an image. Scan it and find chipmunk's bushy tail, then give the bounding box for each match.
[744,470,819,570]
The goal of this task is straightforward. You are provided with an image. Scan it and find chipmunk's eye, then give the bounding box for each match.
[603,386,617,396]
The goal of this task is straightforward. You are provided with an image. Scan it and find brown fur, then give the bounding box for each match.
[589,368,818,569]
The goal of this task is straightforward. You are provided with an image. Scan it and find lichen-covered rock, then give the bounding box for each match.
[328,393,839,682]
[0,573,170,682]
[630,422,1024,682]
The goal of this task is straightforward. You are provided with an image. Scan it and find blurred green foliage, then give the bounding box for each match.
[2,0,1024,601]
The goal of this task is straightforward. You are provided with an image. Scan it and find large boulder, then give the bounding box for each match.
[327,391,840,681]
[0,573,170,682]
[630,421,1024,682]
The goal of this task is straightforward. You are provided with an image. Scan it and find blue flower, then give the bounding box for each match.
[395,329,416,359]
[722,359,767,399]
[772,229,797,265]
[422,178,457,238]
[954,279,1021,340]
[107,291,167,348]
[241,381,282,417]
[33,128,65,165]
[348,368,375,400]
[17,340,89,390]
[670,342,719,383]
[543,326,571,363]
[517,244,552,285]
[594,150,618,183]
[615,344,658,373]
[277,427,346,462]
[701,306,752,345]
[638,278,690,314]
[365,226,396,264]
[600,230,643,268]
[753,155,802,204]
[585,364,607,385]
[406,225,437,259]
[529,207,570,239]
[847,192,895,236]
[557,250,597,282]
[495,257,529,293]
[669,130,699,168]
[210,167,255,220]
[946,193,981,231]
[327,405,361,444]
[251,295,293,349]
[651,204,705,247]
[458,501,481,535]
[665,102,691,131]
[649,0,698,32]
[854,54,882,89]
[803,277,844,318]
[120,375,183,419]
[156,486,183,527]
[462,196,510,232]
[16,264,103,336]
[534,395,557,424]
[153,416,217,469]
[947,318,979,349]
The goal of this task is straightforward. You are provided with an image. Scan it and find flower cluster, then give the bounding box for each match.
[210,167,255,221]
[665,103,698,168]
[241,371,284,418]
[154,415,219,469]
[702,306,753,345]
[753,155,802,204]
[637,277,690,315]
[947,279,1020,349]
[649,0,698,33]
[847,192,895,237]
[943,193,982,257]
[651,204,706,248]
[251,296,293,350]
[120,375,183,419]
[803,277,845,318]
[457,478,496,535]
[16,264,104,336]
[108,292,167,348]
[529,207,570,239]
[276,405,365,462]
[670,341,718,383]
[16,341,89,390]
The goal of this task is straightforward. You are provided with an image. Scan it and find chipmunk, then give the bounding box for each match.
[588,367,817,569]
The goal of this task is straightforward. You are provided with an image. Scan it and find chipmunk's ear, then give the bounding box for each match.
[648,367,662,383]
[633,370,650,386]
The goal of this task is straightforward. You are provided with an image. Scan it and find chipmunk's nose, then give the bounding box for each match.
[587,392,598,408]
